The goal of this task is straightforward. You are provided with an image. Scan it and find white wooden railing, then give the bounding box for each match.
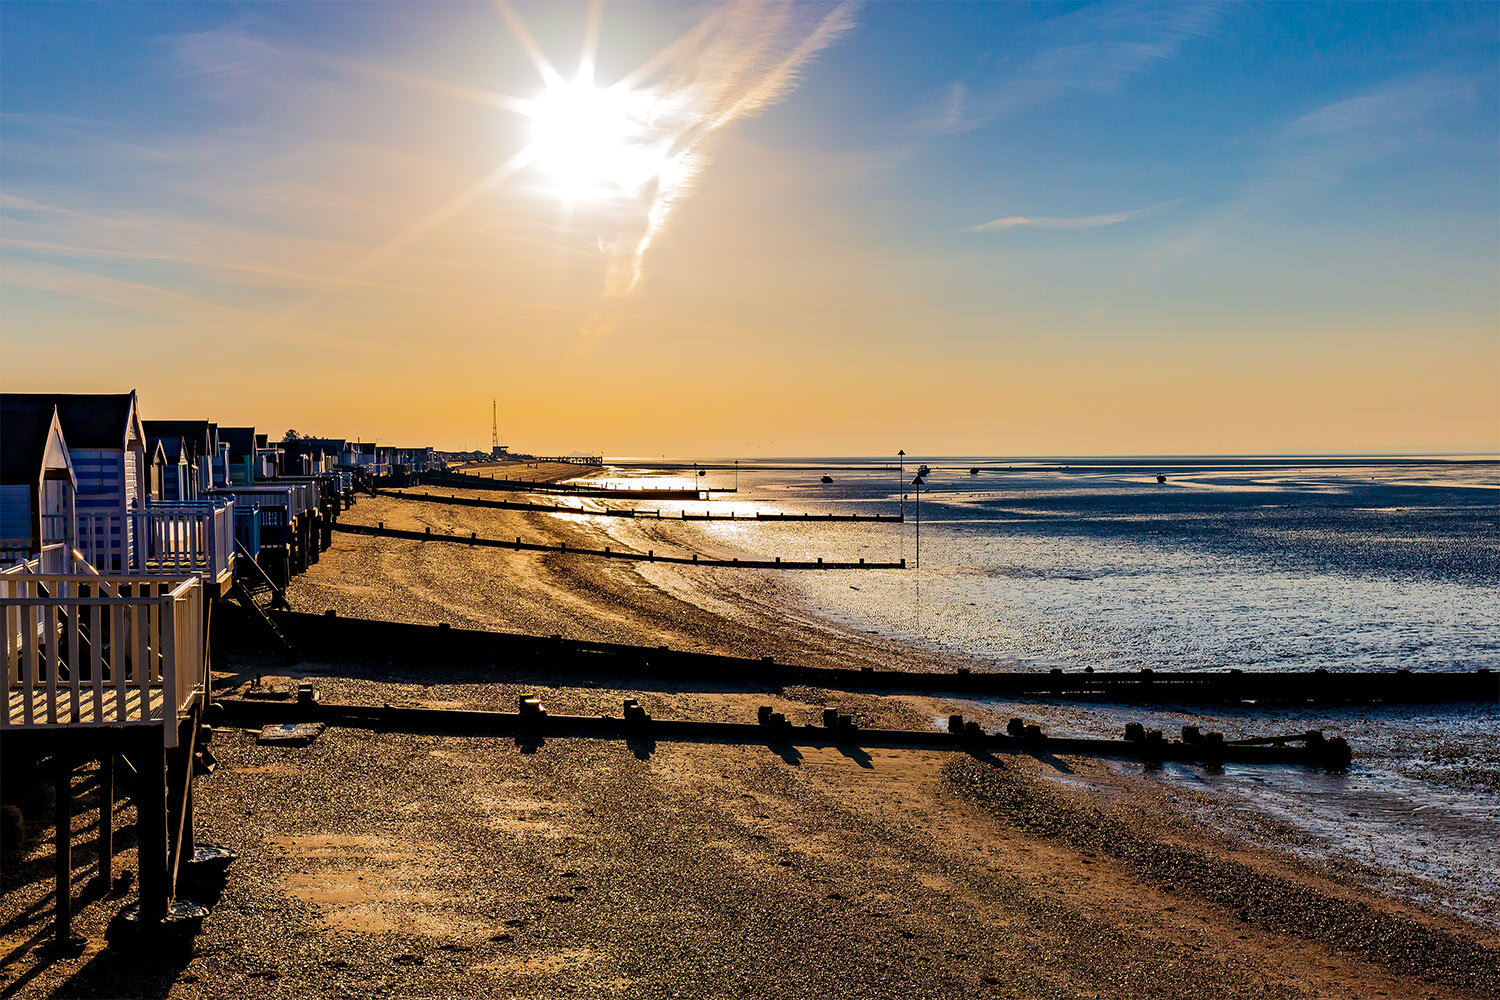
[2,559,205,747]
[68,503,235,584]
[3,544,98,582]
[207,483,307,519]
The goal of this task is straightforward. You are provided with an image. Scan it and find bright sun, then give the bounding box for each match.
[524,78,664,201]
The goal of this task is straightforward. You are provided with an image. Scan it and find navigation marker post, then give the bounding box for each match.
[911,473,924,570]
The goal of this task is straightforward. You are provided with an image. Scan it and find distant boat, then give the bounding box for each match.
[820,475,834,484]
[1156,473,1167,484]
[917,464,931,476]
[969,467,979,475]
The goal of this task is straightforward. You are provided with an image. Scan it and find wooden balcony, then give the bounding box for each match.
[69,502,236,589]
[2,549,207,747]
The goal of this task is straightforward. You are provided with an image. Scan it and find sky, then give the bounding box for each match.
[1,1,1496,456]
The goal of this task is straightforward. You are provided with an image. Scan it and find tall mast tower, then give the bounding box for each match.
[491,398,499,453]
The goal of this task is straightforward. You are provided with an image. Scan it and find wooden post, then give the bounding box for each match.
[53,752,73,945]
[96,753,114,887]
[166,715,198,896]
[135,733,169,921]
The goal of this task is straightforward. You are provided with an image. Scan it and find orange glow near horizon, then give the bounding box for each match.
[0,2,1495,457]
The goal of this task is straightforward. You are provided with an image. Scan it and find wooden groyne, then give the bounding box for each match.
[213,695,1354,769]
[331,522,905,570]
[426,471,703,499]
[377,489,902,523]
[254,612,1499,706]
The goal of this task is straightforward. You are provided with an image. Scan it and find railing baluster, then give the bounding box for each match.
[44,604,59,725]
[112,600,127,722]
[67,600,81,722]
[21,599,37,725]
[90,597,103,723]
[135,589,150,723]
[161,593,178,731]
[4,577,17,690]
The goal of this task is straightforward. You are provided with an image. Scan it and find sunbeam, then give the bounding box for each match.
[491,0,563,87]
[578,0,605,85]
[494,0,857,296]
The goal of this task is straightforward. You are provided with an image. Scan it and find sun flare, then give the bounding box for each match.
[523,78,665,201]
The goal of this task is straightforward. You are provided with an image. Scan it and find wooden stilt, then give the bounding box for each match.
[136,733,169,921]
[166,715,198,896]
[53,753,73,946]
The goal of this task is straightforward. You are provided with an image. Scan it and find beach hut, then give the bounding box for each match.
[142,420,218,499]
[254,433,283,479]
[391,446,436,473]
[144,437,168,501]
[146,435,191,501]
[0,400,78,564]
[345,441,378,471]
[219,427,258,486]
[1,392,147,572]
[282,437,345,476]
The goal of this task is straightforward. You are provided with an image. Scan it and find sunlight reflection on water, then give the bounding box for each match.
[589,457,1500,925]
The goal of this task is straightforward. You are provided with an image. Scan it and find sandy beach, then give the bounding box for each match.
[3,471,1498,999]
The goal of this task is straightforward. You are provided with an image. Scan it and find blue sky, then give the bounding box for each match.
[2,2,1496,454]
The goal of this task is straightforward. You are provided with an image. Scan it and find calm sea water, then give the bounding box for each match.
[588,457,1500,927]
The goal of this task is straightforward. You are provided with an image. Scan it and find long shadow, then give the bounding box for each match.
[1030,752,1075,774]
[833,743,874,769]
[1,767,133,911]
[768,743,803,765]
[39,930,194,1000]
[21,853,233,1000]
[216,652,790,700]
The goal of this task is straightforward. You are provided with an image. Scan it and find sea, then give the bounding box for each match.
[588,456,1500,928]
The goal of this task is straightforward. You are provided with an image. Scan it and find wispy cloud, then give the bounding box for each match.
[1138,74,1479,271]
[966,200,1179,233]
[913,2,1223,136]
[574,0,860,294]
[1258,73,1475,193]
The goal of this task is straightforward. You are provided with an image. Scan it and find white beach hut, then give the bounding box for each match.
[0,400,78,565]
[1,392,145,572]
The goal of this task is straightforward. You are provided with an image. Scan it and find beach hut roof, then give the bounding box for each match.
[143,420,216,461]
[149,435,188,463]
[219,426,257,460]
[282,436,345,457]
[4,391,139,450]
[0,399,75,486]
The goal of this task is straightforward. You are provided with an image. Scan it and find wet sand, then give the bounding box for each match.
[290,488,967,672]
[3,483,1498,998]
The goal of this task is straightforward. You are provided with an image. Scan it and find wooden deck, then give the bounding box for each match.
[2,556,207,746]
[6,684,168,727]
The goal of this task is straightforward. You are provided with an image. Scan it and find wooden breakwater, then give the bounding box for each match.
[378,489,902,523]
[331,522,905,570]
[254,612,1499,705]
[425,471,703,500]
[213,695,1353,768]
